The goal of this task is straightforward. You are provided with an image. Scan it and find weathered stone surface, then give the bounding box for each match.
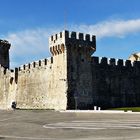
[91,57,140,109]
[0,40,10,68]
[0,67,11,109]
[0,31,140,110]
[15,55,67,110]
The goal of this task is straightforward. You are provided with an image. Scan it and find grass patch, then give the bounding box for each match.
[108,107,140,112]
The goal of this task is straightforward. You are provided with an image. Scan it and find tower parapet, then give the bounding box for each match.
[49,30,96,56]
[0,39,11,68]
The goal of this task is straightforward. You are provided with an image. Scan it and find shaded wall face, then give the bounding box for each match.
[0,47,9,68]
[67,54,140,110]
[67,44,93,109]
[64,32,96,110]
[91,57,140,109]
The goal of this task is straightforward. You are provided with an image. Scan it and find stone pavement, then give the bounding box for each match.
[0,110,140,140]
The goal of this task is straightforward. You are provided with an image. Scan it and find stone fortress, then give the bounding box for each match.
[0,30,140,110]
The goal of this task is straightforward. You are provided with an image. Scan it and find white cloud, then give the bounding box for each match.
[3,28,62,68]
[71,19,140,38]
[2,18,140,68]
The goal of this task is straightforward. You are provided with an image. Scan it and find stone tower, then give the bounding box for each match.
[49,30,96,109]
[0,40,11,69]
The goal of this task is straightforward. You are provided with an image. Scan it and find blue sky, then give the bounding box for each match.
[0,0,140,68]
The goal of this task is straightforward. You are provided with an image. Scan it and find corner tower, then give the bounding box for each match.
[0,40,11,69]
[65,31,96,109]
[49,31,96,110]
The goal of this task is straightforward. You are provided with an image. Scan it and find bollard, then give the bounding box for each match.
[94,106,97,111]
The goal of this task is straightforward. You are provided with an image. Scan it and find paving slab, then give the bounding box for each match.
[0,110,140,140]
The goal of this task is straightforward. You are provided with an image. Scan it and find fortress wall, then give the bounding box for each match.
[62,31,96,109]
[47,53,67,110]
[15,54,67,110]
[7,68,18,109]
[66,44,94,109]
[0,40,10,69]
[91,56,140,109]
[16,58,52,109]
[2,30,140,110]
[0,66,11,109]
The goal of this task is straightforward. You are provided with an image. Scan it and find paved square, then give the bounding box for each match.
[0,110,140,140]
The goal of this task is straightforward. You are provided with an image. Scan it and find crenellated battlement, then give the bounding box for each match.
[1,30,140,110]
[18,57,53,72]
[49,30,96,56]
[0,39,11,69]
[91,56,136,67]
[0,64,10,75]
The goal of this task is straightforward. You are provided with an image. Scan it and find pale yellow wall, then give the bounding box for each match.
[0,67,10,109]
[15,54,67,110]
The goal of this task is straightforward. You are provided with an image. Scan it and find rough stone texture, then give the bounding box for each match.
[0,30,140,110]
[91,57,140,109]
[15,55,67,110]
[66,31,96,109]
[0,67,11,109]
[0,40,10,68]
[15,31,68,110]
[0,40,11,109]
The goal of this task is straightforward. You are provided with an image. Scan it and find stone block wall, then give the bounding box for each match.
[65,31,96,109]
[0,40,10,69]
[0,67,11,109]
[91,56,140,109]
[0,30,140,110]
[15,55,67,110]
